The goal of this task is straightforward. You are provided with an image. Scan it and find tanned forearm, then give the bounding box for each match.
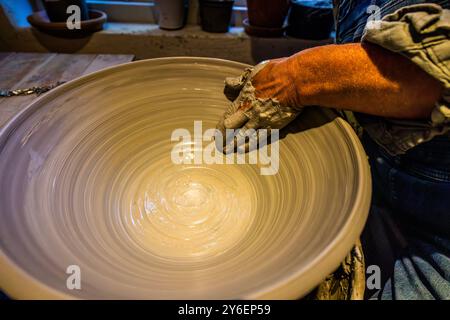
[254,43,443,119]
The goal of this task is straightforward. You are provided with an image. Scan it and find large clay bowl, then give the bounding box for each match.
[0,57,371,299]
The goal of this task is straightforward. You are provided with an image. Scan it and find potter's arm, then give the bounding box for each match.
[254,42,442,119]
[216,42,443,144]
[218,4,449,139]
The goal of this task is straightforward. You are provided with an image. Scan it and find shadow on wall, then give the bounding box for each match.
[29,28,93,52]
[250,36,332,63]
[0,36,6,51]
[0,1,17,51]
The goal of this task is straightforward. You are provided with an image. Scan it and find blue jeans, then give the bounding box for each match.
[334,0,450,299]
[361,135,450,299]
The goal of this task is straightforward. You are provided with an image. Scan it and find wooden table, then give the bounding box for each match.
[0,52,135,128]
[0,52,134,299]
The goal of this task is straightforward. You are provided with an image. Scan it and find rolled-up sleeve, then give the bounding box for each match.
[362,3,450,125]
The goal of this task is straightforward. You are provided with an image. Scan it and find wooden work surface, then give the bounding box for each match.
[0,52,134,128]
[0,52,134,299]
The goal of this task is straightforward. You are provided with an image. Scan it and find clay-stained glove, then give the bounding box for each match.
[216,58,304,153]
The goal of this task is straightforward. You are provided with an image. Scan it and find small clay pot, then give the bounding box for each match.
[156,0,187,30]
[27,9,107,38]
[286,0,334,40]
[42,0,89,22]
[199,0,234,33]
[246,0,290,29]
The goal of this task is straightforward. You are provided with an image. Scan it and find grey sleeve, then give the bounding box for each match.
[362,3,450,125]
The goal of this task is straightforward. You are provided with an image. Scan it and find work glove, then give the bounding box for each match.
[216,59,304,153]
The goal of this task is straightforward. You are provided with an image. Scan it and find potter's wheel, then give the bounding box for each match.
[0,57,371,299]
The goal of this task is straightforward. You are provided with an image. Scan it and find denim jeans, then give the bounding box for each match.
[335,0,450,299]
[361,135,450,299]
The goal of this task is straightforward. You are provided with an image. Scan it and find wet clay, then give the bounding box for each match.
[0,58,371,299]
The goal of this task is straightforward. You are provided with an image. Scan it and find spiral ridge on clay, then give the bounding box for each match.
[0,58,371,299]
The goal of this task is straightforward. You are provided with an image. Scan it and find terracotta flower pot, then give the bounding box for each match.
[246,0,291,28]
[42,0,89,23]
[27,9,107,38]
[199,0,235,33]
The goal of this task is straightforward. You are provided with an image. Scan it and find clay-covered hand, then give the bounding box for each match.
[216,58,304,152]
